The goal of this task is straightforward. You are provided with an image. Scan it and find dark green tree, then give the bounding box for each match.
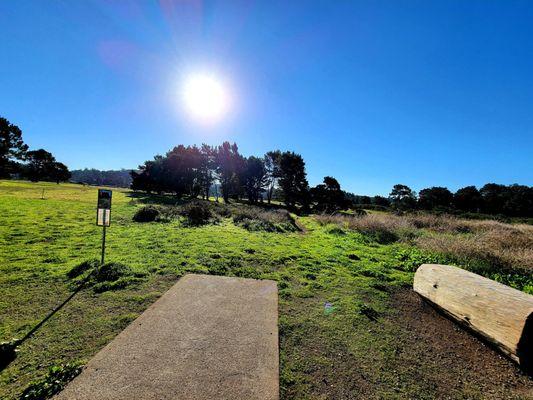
[199,144,216,200]
[264,150,281,204]
[215,142,244,203]
[0,117,28,178]
[24,149,69,183]
[131,155,166,194]
[310,176,346,212]
[164,145,203,197]
[389,184,417,210]
[453,186,482,212]
[502,184,533,217]
[479,183,507,215]
[418,186,453,210]
[243,156,267,204]
[278,151,310,209]
[372,196,391,207]
[50,162,71,183]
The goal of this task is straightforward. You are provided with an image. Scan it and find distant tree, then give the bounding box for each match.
[50,162,71,183]
[24,149,70,183]
[502,184,533,217]
[278,151,310,209]
[243,156,268,204]
[453,186,482,213]
[131,155,166,194]
[0,117,28,178]
[479,183,507,215]
[164,145,203,197]
[311,176,346,212]
[215,142,244,203]
[198,144,216,200]
[372,196,391,208]
[359,195,372,205]
[70,169,132,187]
[418,186,453,210]
[25,149,56,181]
[264,150,281,204]
[389,184,417,210]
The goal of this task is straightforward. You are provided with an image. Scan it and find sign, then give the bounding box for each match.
[96,189,112,265]
[97,189,112,210]
[97,208,111,227]
[96,189,112,227]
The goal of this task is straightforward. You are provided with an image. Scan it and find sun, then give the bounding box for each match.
[181,73,231,124]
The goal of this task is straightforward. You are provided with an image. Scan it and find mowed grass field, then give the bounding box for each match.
[1,180,531,399]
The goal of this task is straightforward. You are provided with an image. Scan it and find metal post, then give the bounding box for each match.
[101,211,107,266]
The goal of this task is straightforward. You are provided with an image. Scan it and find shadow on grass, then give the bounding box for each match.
[126,191,189,206]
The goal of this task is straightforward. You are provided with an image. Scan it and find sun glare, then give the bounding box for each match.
[182,73,231,124]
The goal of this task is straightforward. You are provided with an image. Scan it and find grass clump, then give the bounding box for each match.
[66,259,99,279]
[20,363,82,400]
[233,208,299,233]
[132,205,161,222]
[94,262,134,282]
[180,201,219,226]
[68,261,145,293]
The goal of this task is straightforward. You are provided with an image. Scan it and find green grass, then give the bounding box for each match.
[0,181,528,399]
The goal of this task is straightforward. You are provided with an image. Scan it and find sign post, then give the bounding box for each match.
[97,189,112,266]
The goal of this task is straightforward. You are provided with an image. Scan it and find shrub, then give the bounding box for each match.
[180,201,217,226]
[133,205,160,222]
[233,207,299,233]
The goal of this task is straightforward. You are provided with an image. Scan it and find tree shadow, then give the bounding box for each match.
[126,191,189,206]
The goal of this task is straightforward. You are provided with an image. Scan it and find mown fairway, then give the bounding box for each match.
[1,181,531,399]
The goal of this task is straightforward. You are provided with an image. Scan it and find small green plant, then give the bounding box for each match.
[20,363,82,400]
[395,247,450,272]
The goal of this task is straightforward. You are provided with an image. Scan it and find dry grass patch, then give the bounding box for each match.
[316,212,533,286]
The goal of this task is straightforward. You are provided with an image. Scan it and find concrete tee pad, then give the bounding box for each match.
[55,274,279,400]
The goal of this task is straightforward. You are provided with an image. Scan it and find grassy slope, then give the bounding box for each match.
[0,181,528,399]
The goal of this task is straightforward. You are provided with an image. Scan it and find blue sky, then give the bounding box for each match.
[1,0,532,195]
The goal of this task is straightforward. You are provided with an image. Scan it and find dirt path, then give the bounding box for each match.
[388,289,532,399]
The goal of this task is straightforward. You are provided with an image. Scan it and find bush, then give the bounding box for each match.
[233,207,299,233]
[180,201,217,226]
[133,205,160,222]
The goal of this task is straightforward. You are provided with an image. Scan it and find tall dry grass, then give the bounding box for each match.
[315,213,533,273]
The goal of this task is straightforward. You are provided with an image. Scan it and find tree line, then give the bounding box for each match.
[131,142,533,217]
[0,117,70,183]
[2,115,531,217]
[131,142,314,209]
[70,169,132,187]
[387,183,533,217]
